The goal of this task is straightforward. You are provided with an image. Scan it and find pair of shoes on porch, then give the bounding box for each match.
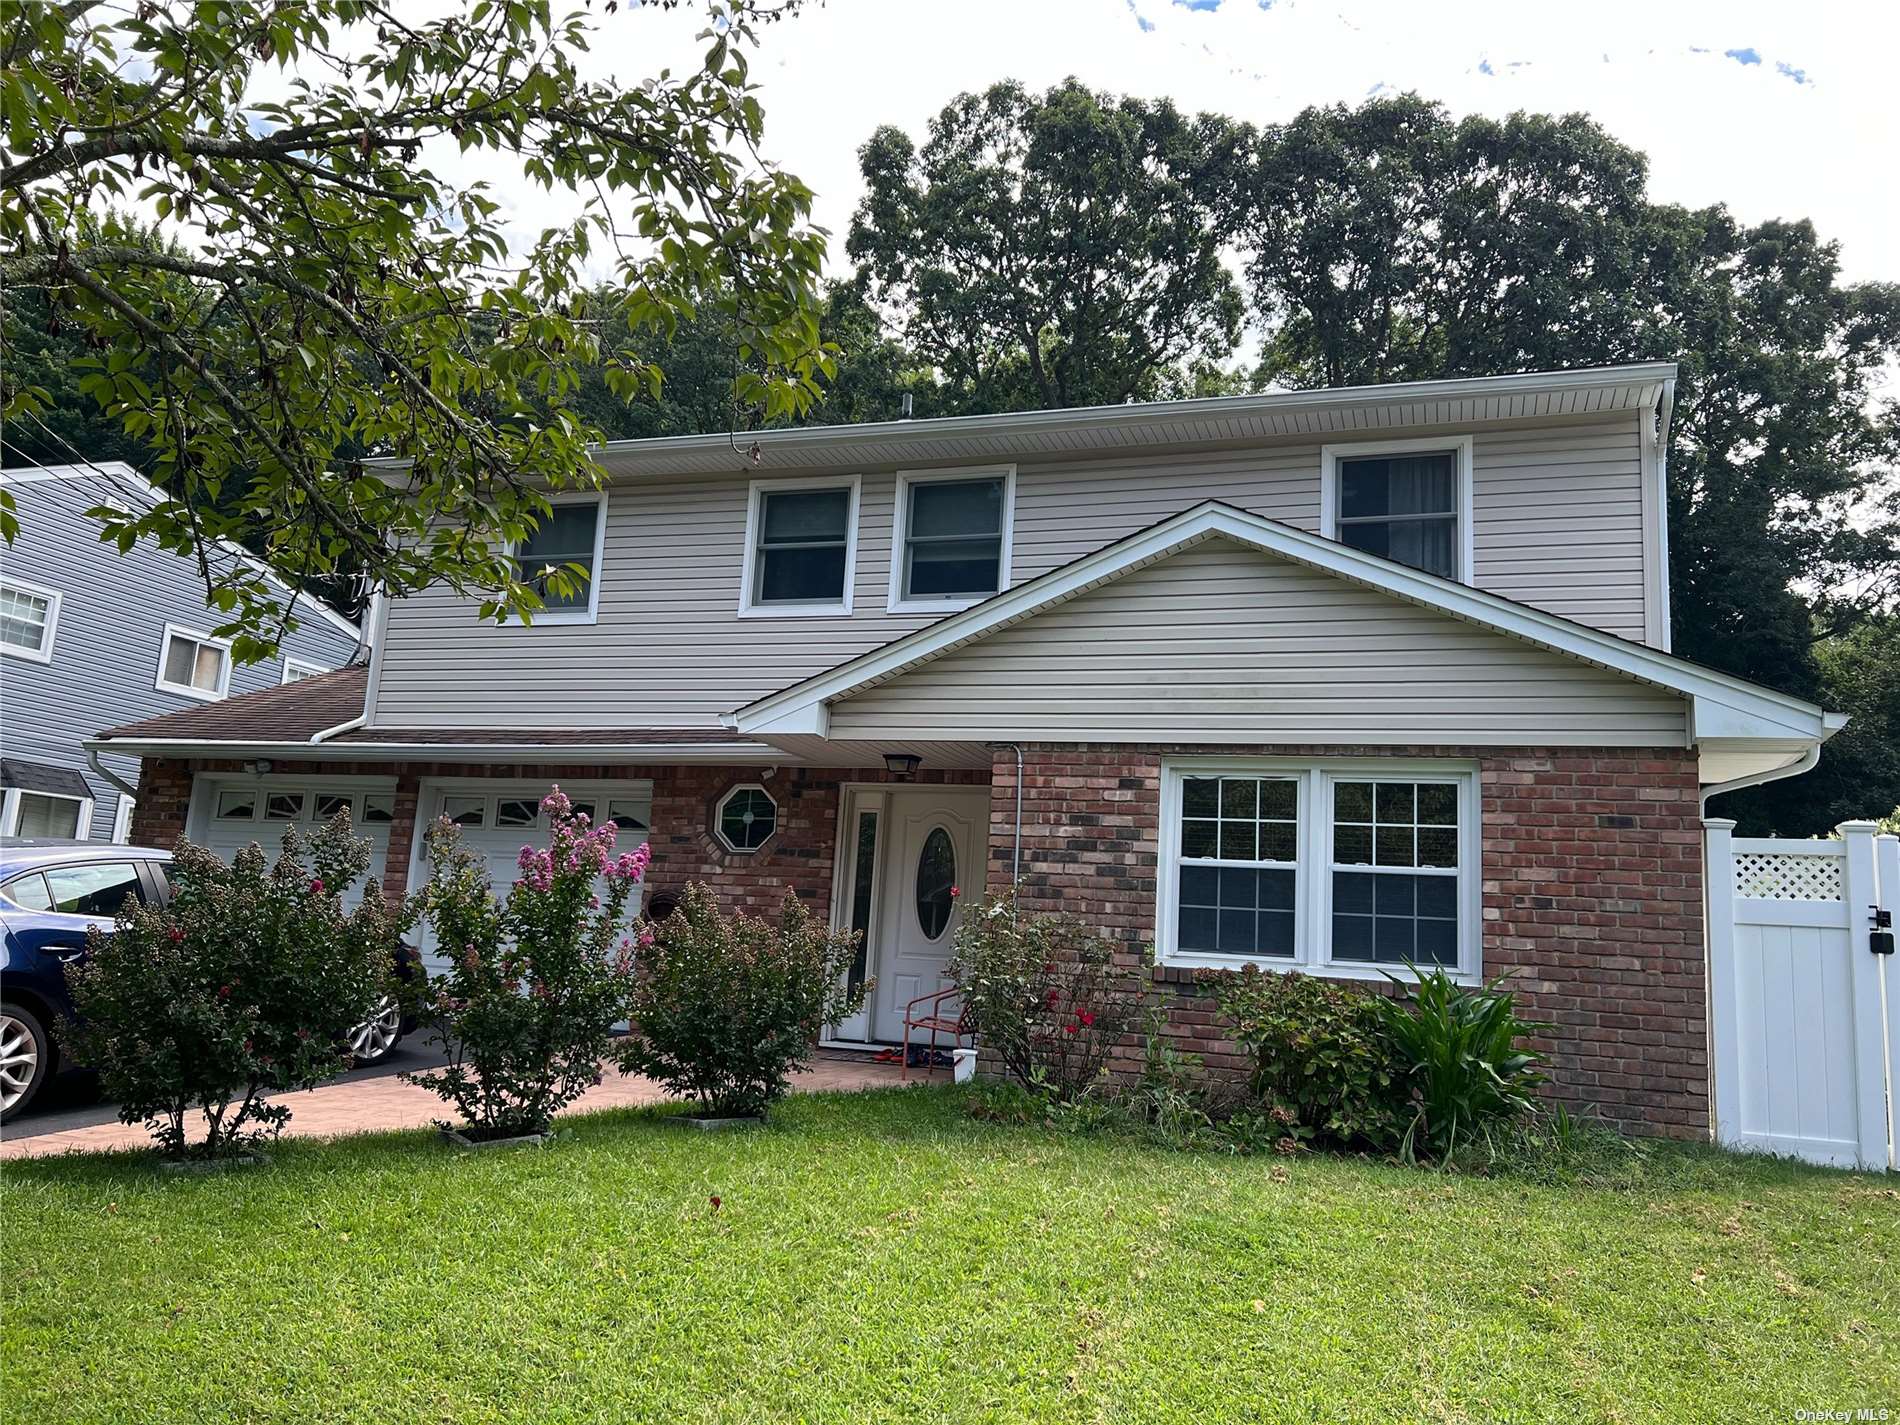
[873,1048,903,1065]
[902,1046,955,1069]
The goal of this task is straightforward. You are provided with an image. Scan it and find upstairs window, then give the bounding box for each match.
[514,495,606,623]
[741,478,859,615]
[1323,440,1469,582]
[891,466,1014,611]
[0,577,60,663]
[155,624,231,701]
[281,657,330,684]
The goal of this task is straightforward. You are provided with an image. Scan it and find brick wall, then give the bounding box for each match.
[130,756,984,916]
[987,742,1708,1138]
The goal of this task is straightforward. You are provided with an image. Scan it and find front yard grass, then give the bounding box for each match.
[3,1086,1894,1424]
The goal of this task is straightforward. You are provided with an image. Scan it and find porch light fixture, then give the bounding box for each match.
[883,753,922,782]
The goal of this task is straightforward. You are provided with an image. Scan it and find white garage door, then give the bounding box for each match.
[194,777,397,910]
[409,780,653,973]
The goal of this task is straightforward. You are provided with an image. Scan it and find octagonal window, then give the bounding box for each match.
[716,784,778,853]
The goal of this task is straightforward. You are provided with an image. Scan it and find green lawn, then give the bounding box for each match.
[3,1088,1895,1424]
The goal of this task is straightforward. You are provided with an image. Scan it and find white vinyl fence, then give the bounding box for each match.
[1705,819,1899,1170]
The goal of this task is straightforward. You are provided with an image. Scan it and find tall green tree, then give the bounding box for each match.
[1,0,829,657]
[848,78,1246,413]
[1238,96,1900,831]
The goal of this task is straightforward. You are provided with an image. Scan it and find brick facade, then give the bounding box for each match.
[130,757,985,917]
[130,742,1706,1138]
[987,743,1708,1138]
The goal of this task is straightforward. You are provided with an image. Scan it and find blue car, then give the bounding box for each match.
[0,839,414,1123]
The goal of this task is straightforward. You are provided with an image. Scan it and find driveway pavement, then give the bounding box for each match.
[0,1043,908,1161]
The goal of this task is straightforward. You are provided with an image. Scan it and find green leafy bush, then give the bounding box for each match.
[406,788,647,1140]
[1205,966,1404,1150]
[64,814,405,1160]
[948,889,1149,1103]
[1376,967,1549,1163]
[619,883,867,1118]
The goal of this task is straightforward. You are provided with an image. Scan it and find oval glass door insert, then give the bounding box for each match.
[915,826,957,939]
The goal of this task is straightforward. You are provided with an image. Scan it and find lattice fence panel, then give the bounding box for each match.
[1734,851,1844,901]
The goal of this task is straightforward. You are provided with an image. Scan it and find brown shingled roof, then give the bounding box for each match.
[100,666,370,742]
[96,666,743,747]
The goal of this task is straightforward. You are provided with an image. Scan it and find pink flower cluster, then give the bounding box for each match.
[509,785,650,894]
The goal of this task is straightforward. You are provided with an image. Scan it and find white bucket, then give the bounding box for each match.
[951,1048,977,1084]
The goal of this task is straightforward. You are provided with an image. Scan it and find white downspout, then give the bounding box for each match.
[86,744,140,803]
[1697,743,1822,816]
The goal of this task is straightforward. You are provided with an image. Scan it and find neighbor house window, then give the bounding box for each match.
[0,577,60,663]
[1159,760,1477,981]
[715,784,777,853]
[9,791,88,839]
[741,478,859,615]
[889,466,1014,610]
[281,657,330,684]
[513,495,606,623]
[154,624,231,701]
[1322,440,1469,582]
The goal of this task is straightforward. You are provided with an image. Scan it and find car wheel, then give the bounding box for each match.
[347,994,405,1066]
[0,1002,50,1123]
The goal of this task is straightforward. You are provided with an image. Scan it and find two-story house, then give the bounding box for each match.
[1,462,361,841]
[89,364,1843,1137]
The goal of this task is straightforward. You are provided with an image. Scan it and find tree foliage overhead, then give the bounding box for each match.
[1239,97,1900,707]
[1,0,829,657]
[848,78,1246,413]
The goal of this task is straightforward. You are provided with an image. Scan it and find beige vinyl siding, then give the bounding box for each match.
[370,411,1655,729]
[827,537,1687,745]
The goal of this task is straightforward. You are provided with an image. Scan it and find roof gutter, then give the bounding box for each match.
[83,736,787,765]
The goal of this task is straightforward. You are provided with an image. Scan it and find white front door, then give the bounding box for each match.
[867,788,988,1042]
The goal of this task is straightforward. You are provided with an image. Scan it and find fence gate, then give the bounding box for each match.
[1705,819,1899,1170]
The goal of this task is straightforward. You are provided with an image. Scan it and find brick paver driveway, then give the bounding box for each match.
[0,1046,907,1161]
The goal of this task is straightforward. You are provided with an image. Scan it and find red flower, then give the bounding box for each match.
[1076,1010,1095,1028]
[949,885,960,899]
[1063,1023,1078,1036]
[1045,988,1061,1008]
[217,984,232,999]
[167,927,185,943]
[309,877,325,894]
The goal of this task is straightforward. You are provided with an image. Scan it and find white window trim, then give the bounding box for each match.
[153,621,233,702]
[737,475,861,618]
[281,656,331,684]
[110,793,136,844]
[1319,436,1474,586]
[0,574,62,664]
[1155,756,1482,984]
[510,491,609,626]
[713,781,778,854]
[886,463,1016,615]
[1,787,95,841]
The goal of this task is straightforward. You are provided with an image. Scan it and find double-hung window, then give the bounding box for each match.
[0,577,60,662]
[1160,759,1478,981]
[281,657,330,684]
[1322,438,1470,582]
[890,466,1014,611]
[740,478,859,615]
[155,624,232,701]
[514,495,607,623]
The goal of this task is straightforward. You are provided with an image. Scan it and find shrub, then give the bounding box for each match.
[63,814,405,1160]
[406,787,648,1140]
[1375,966,1549,1163]
[1206,966,1404,1150]
[947,889,1149,1102]
[618,883,867,1118]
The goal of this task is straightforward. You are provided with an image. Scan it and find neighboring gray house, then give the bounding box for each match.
[0,462,360,841]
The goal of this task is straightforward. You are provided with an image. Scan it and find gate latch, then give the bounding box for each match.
[1873,906,1896,956]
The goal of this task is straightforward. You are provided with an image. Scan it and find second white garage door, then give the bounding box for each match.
[408,779,654,972]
